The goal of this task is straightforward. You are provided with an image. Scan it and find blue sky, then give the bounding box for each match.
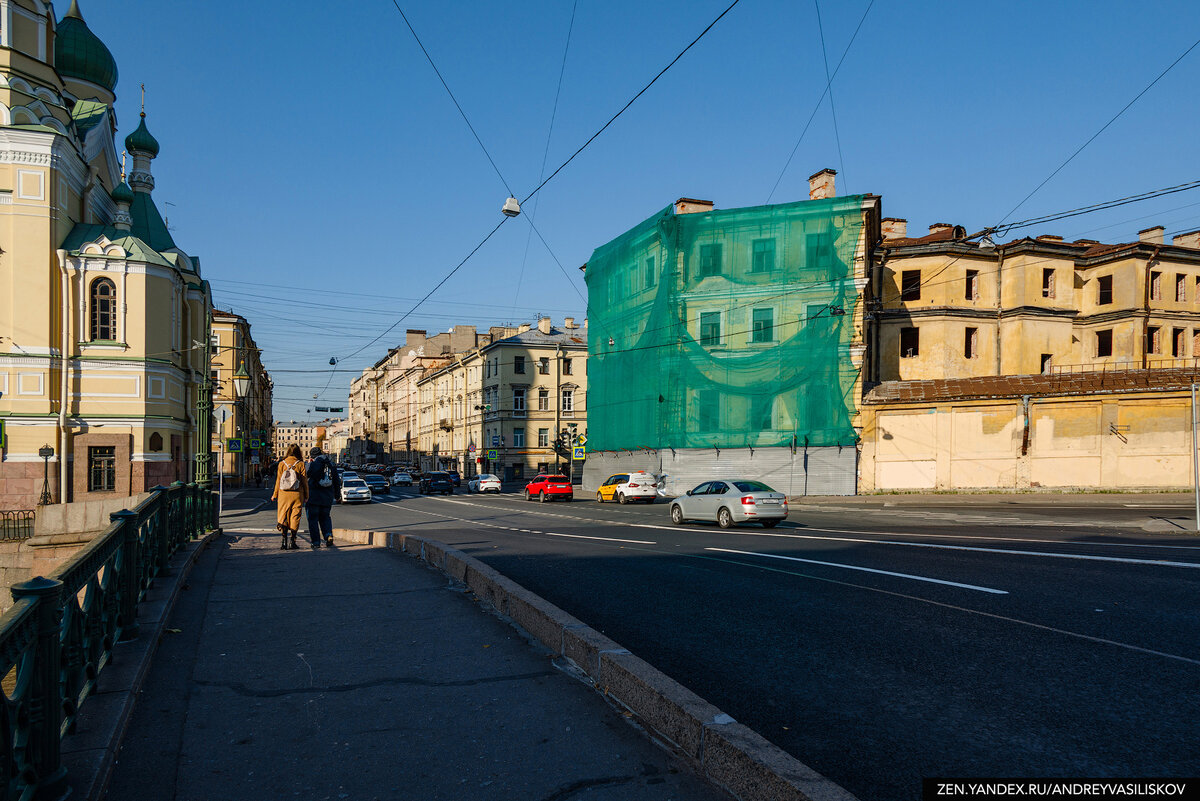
[92,0,1200,419]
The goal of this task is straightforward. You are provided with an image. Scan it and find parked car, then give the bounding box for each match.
[340,478,372,504]
[524,474,573,503]
[361,474,390,495]
[669,479,788,528]
[419,471,455,495]
[468,473,501,493]
[596,471,658,504]
[446,470,462,487]
[391,472,413,486]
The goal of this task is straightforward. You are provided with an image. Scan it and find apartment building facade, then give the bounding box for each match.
[211,310,272,484]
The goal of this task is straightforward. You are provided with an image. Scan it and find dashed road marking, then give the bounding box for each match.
[705,547,1008,594]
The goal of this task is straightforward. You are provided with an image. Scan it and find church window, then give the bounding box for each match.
[90,278,117,341]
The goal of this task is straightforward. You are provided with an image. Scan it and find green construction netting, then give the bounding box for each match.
[585,196,865,451]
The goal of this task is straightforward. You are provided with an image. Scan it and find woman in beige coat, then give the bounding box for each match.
[272,444,308,549]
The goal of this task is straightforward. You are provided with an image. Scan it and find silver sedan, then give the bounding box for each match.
[669,479,789,528]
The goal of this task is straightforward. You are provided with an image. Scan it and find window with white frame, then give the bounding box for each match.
[751,308,774,343]
[538,388,550,410]
[513,428,525,447]
[561,388,574,416]
[512,387,526,416]
[538,428,549,447]
[699,311,721,346]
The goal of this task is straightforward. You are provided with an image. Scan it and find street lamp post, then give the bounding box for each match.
[37,444,54,505]
[233,363,250,487]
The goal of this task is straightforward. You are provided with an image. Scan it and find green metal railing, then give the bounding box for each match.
[0,482,216,800]
[0,512,34,542]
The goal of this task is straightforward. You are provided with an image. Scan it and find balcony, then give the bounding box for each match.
[439,418,453,432]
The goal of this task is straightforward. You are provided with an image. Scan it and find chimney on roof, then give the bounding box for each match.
[808,168,836,200]
[564,317,575,329]
[1171,229,1200,249]
[675,197,714,215]
[881,218,907,240]
[1138,225,1165,244]
[537,317,552,335]
[1036,234,1064,242]
[518,323,531,334]
[929,223,954,235]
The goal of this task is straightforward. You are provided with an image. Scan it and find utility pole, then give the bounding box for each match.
[1192,382,1198,532]
[195,310,214,489]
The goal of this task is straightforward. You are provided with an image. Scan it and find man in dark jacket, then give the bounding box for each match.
[305,446,342,549]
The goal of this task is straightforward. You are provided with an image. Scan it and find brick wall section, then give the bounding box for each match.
[866,367,1200,405]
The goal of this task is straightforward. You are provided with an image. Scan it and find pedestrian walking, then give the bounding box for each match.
[271,444,308,549]
[305,445,341,549]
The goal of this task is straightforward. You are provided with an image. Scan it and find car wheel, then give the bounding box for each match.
[595,491,604,503]
[762,519,780,528]
[524,490,532,501]
[670,505,684,525]
[539,491,547,503]
[617,492,627,505]
[717,507,734,529]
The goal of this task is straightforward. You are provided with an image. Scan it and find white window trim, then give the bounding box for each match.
[697,308,724,347]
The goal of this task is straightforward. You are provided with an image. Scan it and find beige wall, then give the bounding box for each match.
[861,390,1195,491]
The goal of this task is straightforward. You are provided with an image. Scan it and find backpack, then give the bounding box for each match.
[279,459,302,491]
[318,460,333,488]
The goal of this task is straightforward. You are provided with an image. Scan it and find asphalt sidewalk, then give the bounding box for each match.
[104,507,730,801]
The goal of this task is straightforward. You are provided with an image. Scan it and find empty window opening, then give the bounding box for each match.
[965,269,979,301]
[1042,268,1055,299]
[1176,274,1187,302]
[1096,329,1113,357]
[1040,353,1053,374]
[1147,326,1161,355]
[1150,271,1162,301]
[901,270,921,301]
[900,327,920,358]
[964,327,978,359]
[1173,328,1185,358]
[1097,275,1113,305]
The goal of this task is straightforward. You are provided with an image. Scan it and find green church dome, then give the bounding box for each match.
[110,180,134,204]
[125,115,159,157]
[55,2,118,93]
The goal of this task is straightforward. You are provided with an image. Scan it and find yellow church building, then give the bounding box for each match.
[0,1,213,509]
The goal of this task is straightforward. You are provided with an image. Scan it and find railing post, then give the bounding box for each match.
[10,576,68,800]
[111,509,141,641]
[187,483,201,539]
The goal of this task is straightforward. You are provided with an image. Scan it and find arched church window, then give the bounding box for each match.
[90,278,117,341]
[149,432,163,452]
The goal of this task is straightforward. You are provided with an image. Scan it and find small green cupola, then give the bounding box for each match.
[125,114,160,157]
[55,1,118,93]
[110,180,134,205]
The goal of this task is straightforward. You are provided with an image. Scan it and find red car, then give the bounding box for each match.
[524,474,573,502]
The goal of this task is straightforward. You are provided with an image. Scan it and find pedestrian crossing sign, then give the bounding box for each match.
[250,439,262,449]
[572,446,586,460]
[485,449,498,460]
[227,438,243,453]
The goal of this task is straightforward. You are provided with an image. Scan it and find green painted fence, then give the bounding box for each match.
[0,482,216,800]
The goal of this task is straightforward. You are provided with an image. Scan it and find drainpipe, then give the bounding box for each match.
[994,246,1005,376]
[1020,394,1032,456]
[56,249,70,502]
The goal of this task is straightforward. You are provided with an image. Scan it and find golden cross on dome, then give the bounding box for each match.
[140,83,145,116]
[120,149,126,180]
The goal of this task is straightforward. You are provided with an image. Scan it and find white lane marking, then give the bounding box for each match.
[374,501,655,545]
[758,529,1200,570]
[706,547,1008,594]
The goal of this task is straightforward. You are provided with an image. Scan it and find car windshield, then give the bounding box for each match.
[733,481,776,493]
[345,479,367,488]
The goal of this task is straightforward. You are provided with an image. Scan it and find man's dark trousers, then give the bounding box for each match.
[307,505,333,545]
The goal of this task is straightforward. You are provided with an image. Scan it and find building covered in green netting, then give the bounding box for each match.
[582,170,881,496]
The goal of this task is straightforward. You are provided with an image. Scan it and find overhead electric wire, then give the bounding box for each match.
[812,0,847,192]
[388,1,514,197]
[998,32,1200,226]
[766,0,874,203]
[995,179,1200,235]
[513,0,580,317]
[519,0,743,207]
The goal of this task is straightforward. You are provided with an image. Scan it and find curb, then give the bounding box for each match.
[61,529,219,801]
[337,528,858,801]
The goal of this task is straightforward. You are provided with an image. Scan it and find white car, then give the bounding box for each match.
[391,472,413,486]
[340,478,372,504]
[596,471,659,503]
[468,473,501,493]
[669,479,788,528]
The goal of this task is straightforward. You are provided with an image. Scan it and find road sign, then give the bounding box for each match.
[250,439,262,449]
[485,449,498,460]
[227,438,243,453]
[468,444,476,453]
[576,434,587,446]
[491,436,499,447]
[250,455,260,465]
[572,446,586,460]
